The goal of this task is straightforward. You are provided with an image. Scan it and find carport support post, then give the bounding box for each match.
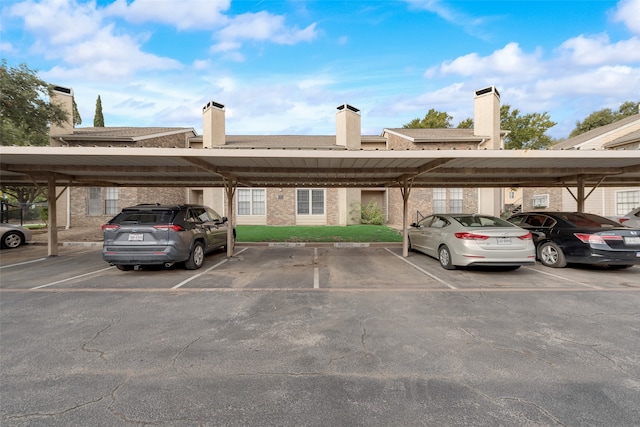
[47,176,58,256]
[577,176,585,213]
[224,178,237,257]
[401,177,412,257]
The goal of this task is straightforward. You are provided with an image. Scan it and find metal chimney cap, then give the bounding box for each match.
[336,103,360,113]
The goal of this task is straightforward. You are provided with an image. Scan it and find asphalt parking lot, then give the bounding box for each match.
[1,243,639,426]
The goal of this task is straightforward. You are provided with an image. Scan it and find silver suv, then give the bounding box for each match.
[102,204,233,271]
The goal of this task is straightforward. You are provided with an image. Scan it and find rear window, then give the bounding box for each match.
[454,216,515,228]
[559,213,620,228]
[111,210,175,225]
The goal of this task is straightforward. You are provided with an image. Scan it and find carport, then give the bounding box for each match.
[1,145,639,257]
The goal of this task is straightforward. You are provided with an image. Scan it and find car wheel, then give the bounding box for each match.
[438,245,456,270]
[2,231,23,249]
[115,264,133,271]
[185,242,205,270]
[538,241,567,268]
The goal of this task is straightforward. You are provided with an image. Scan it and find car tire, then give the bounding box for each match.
[115,264,134,271]
[438,245,456,270]
[185,242,205,270]
[538,241,567,268]
[2,231,23,249]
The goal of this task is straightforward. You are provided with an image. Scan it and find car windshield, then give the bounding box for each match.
[558,213,621,228]
[453,215,514,228]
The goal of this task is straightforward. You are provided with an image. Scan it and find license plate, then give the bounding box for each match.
[128,233,143,241]
[624,236,640,245]
[496,237,512,245]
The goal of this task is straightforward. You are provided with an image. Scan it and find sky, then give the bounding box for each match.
[1,0,639,139]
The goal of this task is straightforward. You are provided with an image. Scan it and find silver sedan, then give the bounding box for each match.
[408,213,536,270]
[1,223,33,249]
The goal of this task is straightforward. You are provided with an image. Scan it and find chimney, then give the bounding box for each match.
[336,104,361,150]
[202,101,226,147]
[473,86,501,149]
[49,86,74,146]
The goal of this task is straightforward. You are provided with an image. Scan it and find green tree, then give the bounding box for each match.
[0,60,69,146]
[500,105,556,150]
[403,108,453,128]
[0,60,70,208]
[569,100,639,137]
[456,118,474,129]
[94,95,104,127]
[73,97,82,126]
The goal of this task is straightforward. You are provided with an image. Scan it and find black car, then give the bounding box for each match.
[507,212,640,268]
[102,204,234,271]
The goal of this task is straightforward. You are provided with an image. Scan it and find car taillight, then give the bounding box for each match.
[101,224,120,231]
[619,218,629,224]
[574,233,623,244]
[153,224,185,232]
[454,232,489,240]
[517,232,533,240]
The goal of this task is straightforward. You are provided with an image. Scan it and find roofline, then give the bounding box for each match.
[54,128,198,142]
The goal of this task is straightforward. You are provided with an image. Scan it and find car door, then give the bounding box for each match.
[204,207,227,248]
[185,207,215,249]
[410,215,434,252]
[422,215,450,256]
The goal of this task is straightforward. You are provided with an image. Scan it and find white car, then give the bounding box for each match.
[616,207,640,228]
[0,223,33,249]
[408,213,536,270]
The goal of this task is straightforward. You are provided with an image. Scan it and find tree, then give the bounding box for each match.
[456,118,474,129]
[569,100,639,137]
[403,108,453,128]
[73,97,82,126]
[500,104,556,150]
[0,60,69,146]
[0,60,70,209]
[94,95,104,127]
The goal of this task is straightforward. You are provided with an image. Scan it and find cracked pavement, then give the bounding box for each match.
[2,288,639,426]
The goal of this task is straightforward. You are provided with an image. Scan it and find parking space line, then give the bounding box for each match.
[0,257,47,269]
[385,248,456,289]
[314,248,319,289]
[522,266,602,289]
[171,248,249,289]
[31,266,115,289]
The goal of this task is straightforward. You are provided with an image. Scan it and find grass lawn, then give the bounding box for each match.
[236,225,403,243]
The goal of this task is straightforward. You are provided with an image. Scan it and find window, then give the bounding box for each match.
[297,189,325,215]
[616,190,639,215]
[105,187,118,215]
[433,188,462,213]
[88,188,102,216]
[450,188,463,213]
[532,194,549,208]
[237,189,265,215]
[433,188,446,214]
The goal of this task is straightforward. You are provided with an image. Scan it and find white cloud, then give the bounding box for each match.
[426,43,544,79]
[104,0,231,30]
[612,0,640,34]
[212,11,318,53]
[557,34,640,65]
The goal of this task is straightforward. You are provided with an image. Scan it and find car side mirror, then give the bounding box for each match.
[410,222,419,228]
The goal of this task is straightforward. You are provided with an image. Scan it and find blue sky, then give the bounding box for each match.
[1,0,639,139]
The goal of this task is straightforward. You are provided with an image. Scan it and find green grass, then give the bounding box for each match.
[236,225,403,243]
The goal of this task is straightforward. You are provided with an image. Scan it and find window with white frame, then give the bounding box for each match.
[88,187,102,216]
[105,187,119,215]
[433,188,446,214]
[616,190,639,215]
[237,189,265,215]
[450,188,463,213]
[297,189,325,215]
[532,194,549,208]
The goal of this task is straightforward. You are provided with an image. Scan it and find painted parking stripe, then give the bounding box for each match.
[314,247,320,289]
[385,248,456,289]
[523,266,602,289]
[171,247,249,289]
[31,266,115,289]
[0,257,47,269]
